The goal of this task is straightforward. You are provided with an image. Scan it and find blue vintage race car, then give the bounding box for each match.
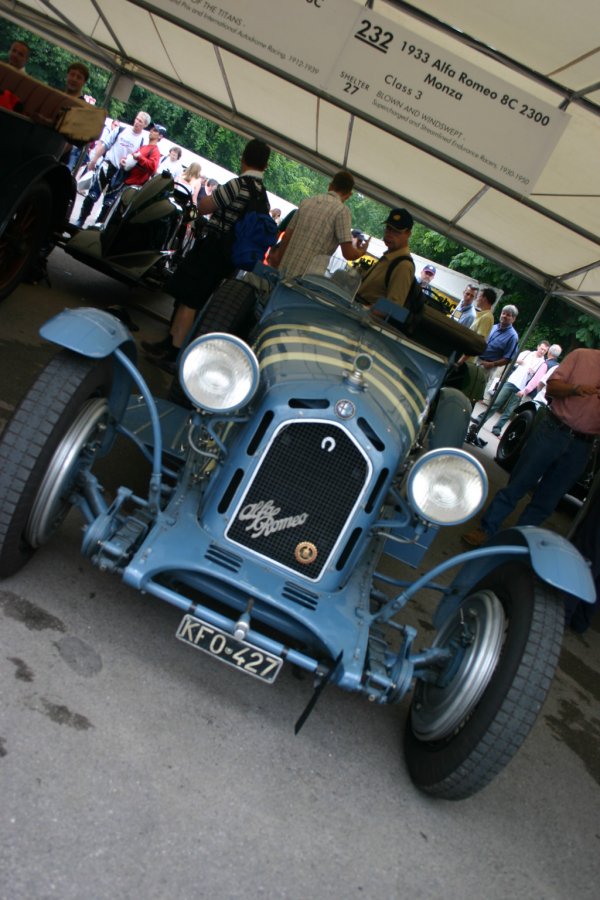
[0,259,593,799]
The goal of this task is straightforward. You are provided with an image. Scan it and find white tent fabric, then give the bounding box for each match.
[2,0,599,316]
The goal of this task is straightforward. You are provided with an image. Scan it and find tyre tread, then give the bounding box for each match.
[0,351,109,576]
[405,563,563,799]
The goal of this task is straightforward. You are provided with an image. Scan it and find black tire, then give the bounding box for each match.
[0,351,112,577]
[0,181,53,301]
[495,407,536,472]
[404,562,563,800]
[167,278,258,405]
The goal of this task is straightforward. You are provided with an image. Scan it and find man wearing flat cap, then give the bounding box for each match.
[358,208,415,309]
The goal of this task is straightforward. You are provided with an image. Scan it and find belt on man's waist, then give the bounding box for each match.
[546,409,596,443]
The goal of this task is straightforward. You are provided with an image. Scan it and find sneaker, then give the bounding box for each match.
[464,427,478,445]
[491,428,502,437]
[145,347,179,376]
[154,357,178,376]
[141,335,173,357]
[461,527,489,547]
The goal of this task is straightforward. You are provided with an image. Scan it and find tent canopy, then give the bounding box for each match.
[2,0,599,316]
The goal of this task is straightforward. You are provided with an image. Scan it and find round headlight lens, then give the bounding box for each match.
[180,333,259,412]
[407,449,488,526]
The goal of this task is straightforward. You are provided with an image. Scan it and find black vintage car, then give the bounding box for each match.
[0,62,105,299]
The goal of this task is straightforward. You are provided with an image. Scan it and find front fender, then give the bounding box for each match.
[433,526,595,629]
[40,307,136,362]
[40,308,137,428]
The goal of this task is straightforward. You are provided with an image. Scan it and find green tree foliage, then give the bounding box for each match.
[0,20,110,100]
[410,234,600,350]
[3,20,598,347]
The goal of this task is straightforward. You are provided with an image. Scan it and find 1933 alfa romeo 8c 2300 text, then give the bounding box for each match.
[0,260,594,800]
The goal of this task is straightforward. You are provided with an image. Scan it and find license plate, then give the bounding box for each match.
[176,614,283,684]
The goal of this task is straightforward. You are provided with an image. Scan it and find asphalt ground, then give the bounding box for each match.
[0,251,598,900]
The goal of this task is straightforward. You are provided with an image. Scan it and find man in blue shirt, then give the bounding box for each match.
[464,304,518,445]
[449,283,478,328]
[477,304,519,369]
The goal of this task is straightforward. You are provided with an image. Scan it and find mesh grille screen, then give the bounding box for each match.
[226,421,368,578]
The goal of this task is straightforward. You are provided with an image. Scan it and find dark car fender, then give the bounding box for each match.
[433,525,595,629]
[0,155,75,233]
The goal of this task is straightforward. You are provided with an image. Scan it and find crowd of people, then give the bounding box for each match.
[5,40,598,632]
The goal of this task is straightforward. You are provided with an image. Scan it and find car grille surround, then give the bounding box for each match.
[226,419,371,580]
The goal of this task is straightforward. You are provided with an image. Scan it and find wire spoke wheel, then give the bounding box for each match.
[25,398,110,548]
[410,590,505,741]
[404,561,563,800]
[0,351,112,576]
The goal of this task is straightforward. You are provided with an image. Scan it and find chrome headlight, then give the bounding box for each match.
[407,449,488,526]
[180,333,260,412]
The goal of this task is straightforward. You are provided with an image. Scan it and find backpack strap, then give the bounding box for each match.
[102,124,125,153]
[382,254,425,335]
[384,253,414,289]
[240,175,270,216]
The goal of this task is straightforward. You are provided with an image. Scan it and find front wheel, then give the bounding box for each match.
[404,562,563,800]
[0,181,53,300]
[495,407,536,472]
[0,351,112,577]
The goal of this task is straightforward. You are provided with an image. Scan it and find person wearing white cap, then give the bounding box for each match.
[418,263,436,297]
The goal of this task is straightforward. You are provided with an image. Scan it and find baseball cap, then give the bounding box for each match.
[383,208,414,231]
[423,264,436,275]
[151,123,167,136]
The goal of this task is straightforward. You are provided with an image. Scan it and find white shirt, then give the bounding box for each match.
[157,155,183,180]
[507,350,546,390]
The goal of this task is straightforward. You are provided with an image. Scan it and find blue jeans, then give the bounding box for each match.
[481,412,594,536]
[493,390,522,432]
[475,382,519,431]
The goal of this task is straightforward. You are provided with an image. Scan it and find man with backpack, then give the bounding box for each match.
[356,208,427,334]
[358,208,416,309]
[76,110,150,227]
[143,138,273,371]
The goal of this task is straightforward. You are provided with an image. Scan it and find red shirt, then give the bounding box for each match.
[548,348,600,435]
[124,143,160,186]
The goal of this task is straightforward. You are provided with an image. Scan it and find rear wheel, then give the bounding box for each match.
[404,561,563,800]
[0,181,52,300]
[0,351,112,576]
[495,407,535,472]
[167,278,258,405]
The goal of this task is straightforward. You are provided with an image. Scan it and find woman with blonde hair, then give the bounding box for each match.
[176,161,202,203]
[175,162,205,255]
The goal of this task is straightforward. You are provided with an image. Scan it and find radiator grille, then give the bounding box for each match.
[226,421,369,579]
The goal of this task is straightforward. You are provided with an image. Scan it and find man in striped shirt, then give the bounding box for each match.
[143,139,271,369]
